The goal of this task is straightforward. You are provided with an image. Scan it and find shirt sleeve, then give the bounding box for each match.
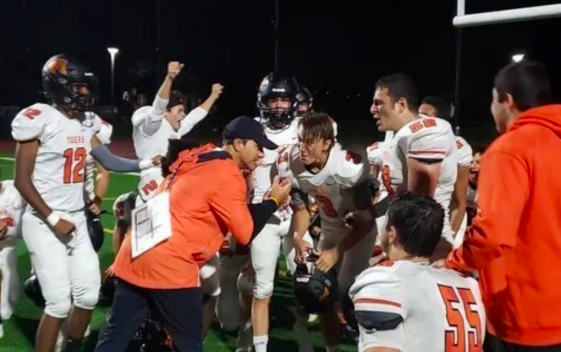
[446,151,529,272]
[210,167,254,245]
[456,137,473,168]
[178,107,209,137]
[367,142,384,167]
[11,104,49,142]
[405,119,449,160]
[131,96,168,136]
[349,265,405,351]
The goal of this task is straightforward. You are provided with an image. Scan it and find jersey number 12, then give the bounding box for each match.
[63,147,87,184]
[438,284,482,352]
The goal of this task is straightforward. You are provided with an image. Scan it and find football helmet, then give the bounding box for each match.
[86,210,104,252]
[256,72,299,128]
[42,54,98,113]
[293,256,338,314]
[24,275,45,307]
[295,86,313,114]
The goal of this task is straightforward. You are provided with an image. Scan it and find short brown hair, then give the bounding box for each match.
[298,112,335,144]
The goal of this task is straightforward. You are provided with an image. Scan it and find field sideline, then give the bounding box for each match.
[0,147,355,352]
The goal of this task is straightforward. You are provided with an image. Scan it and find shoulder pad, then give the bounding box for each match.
[333,146,367,187]
[11,103,51,142]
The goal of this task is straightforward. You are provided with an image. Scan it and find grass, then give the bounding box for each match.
[0,152,356,352]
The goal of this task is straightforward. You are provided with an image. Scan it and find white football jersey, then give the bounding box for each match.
[0,180,26,242]
[277,143,370,239]
[350,261,485,352]
[132,97,207,201]
[381,116,457,239]
[455,136,473,168]
[84,114,113,202]
[251,117,300,222]
[11,104,101,212]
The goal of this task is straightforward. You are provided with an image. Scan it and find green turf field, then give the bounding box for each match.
[0,152,356,352]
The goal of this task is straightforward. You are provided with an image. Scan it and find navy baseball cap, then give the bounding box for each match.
[223,116,278,150]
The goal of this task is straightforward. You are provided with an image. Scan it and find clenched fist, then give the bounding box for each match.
[168,61,185,80]
[211,83,224,99]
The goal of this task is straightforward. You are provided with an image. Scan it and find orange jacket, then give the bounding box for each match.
[446,105,561,345]
[113,144,254,289]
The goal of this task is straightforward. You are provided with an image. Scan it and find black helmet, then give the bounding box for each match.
[86,210,104,252]
[293,263,338,314]
[256,72,299,128]
[42,54,98,113]
[296,86,313,113]
[24,275,45,307]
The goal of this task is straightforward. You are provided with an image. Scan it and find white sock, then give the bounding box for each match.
[326,346,340,352]
[253,335,268,352]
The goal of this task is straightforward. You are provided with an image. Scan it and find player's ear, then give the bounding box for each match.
[323,138,333,151]
[396,98,407,114]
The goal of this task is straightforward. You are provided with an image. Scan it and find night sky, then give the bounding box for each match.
[1,0,560,129]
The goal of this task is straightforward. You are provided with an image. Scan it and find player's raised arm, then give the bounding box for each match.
[131,61,183,136]
[177,83,224,137]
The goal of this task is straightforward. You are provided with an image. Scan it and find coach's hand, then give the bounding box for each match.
[268,176,291,206]
[53,219,75,238]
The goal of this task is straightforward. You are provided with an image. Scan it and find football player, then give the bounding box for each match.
[132,61,223,204]
[295,86,314,116]
[419,96,473,245]
[0,170,26,339]
[278,112,377,352]
[249,72,315,352]
[371,74,457,261]
[349,192,485,352]
[11,54,157,352]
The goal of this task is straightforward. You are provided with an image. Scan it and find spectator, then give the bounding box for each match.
[443,60,561,351]
[95,116,291,352]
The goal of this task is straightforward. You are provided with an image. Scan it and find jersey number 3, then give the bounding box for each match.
[315,195,338,217]
[63,147,87,184]
[438,285,482,352]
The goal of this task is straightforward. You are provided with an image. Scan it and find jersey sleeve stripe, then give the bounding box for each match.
[408,150,446,156]
[354,298,402,308]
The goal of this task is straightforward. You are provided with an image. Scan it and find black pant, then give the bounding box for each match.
[94,279,203,352]
[485,334,561,352]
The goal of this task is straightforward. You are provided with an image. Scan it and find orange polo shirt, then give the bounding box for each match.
[113,144,254,289]
[446,105,561,345]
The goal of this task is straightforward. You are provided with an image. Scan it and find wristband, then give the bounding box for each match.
[267,196,279,207]
[139,159,154,170]
[46,212,60,227]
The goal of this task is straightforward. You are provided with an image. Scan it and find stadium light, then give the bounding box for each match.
[107,47,119,102]
[512,54,525,62]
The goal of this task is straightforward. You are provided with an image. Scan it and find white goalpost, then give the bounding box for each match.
[452,1,561,127]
